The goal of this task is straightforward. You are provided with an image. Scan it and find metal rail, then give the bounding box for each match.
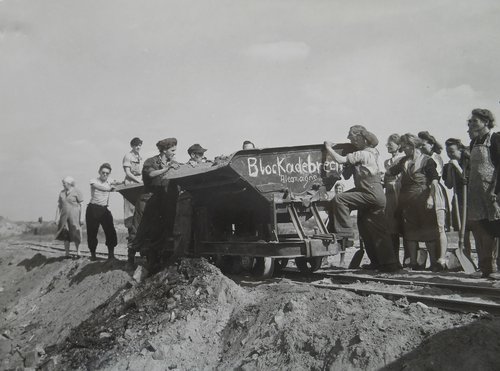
[281,269,500,298]
[282,269,500,315]
[308,281,500,316]
[316,272,500,298]
[11,242,129,259]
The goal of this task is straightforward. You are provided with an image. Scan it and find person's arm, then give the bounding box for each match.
[324,141,348,164]
[385,157,405,176]
[124,167,141,183]
[424,158,440,209]
[91,181,113,192]
[442,163,454,189]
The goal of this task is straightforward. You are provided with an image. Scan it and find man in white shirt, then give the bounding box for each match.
[85,163,121,261]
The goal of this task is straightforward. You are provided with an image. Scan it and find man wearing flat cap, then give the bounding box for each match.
[128,137,180,270]
[187,143,213,168]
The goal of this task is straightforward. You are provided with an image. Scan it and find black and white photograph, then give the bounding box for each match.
[1,0,500,370]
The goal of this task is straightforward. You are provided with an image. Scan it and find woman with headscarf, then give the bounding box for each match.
[386,134,442,270]
[466,108,500,278]
[325,125,399,272]
[384,134,404,264]
[55,176,83,257]
[418,131,449,270]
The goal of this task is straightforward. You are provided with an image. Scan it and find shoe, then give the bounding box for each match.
[127,257,135,270]
[378,263,400,273]
[361,263,379,270]
[488,272,500,280]
[431,263,446,272]
[90,253,97,261]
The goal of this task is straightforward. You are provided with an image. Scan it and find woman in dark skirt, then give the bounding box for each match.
[387,134,442,270]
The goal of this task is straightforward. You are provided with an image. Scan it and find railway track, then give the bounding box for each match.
[282,269,500,316]
[9,241,129,259]
[12,241,500,315]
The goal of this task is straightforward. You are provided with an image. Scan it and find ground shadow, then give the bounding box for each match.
[17,253,69,272]
[70,259,132,286]
[381,317,500,371]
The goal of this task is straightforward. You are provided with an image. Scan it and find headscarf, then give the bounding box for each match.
[349,125,379,148]
[62,176,75,186]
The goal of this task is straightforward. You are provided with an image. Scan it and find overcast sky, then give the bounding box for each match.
[1,0,500,221]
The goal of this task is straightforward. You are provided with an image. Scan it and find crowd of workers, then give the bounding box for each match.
[54,108,500,279]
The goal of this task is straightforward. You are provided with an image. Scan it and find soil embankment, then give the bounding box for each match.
[1,238,500,370]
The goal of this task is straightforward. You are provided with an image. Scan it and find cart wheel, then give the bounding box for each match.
[295,257,323,273]
[273,258,289,275]
[251,257,275,279]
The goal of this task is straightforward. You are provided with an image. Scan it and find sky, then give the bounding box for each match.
[1,0,500,221]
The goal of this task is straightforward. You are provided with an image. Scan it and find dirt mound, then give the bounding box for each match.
[0,218,27,237]
[0,247,133,370]
[2,243,499,370]
[52,258,247,370]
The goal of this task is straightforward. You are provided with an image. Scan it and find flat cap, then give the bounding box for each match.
[188,143,207,154]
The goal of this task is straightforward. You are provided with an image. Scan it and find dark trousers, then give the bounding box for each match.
[331,186,397,267]
[469,220,498,275]
[85,204,117,256]
[127,192,153,258]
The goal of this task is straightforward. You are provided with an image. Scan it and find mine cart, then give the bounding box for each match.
[118,143,354,278]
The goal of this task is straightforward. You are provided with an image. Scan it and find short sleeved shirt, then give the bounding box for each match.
[142,155,165,192]
[123,151,143,178]
[345,148,382,188]
[89,178,112,206]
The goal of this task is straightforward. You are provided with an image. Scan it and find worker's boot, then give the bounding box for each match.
[90,250,97,261]
[127,249,135,270]
[107,246,115,261]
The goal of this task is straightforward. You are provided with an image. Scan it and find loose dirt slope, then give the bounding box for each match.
[1,240,500,370]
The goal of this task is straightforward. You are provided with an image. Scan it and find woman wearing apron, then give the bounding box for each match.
[325,125,399,273]
[466,108,500,278]
[386,134,442,270]
[384,134,404,265]
[418,131,449,270]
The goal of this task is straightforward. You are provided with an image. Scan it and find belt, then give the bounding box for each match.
[89,203,108,208]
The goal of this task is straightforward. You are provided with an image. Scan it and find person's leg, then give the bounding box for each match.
[64,241,70,257]
[331,190,372,236]
[359,207,398,270]
[406,240,418,268]
[425,240,442,271]
[469,220,496,277]
[101,208,117,260]
[127,193,150,266]
[85,205,99,260]
[391,234,401,265]
[436,209,448,268]
[75,242,80,257]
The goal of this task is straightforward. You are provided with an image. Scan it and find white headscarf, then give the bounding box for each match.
[62,176,75,186]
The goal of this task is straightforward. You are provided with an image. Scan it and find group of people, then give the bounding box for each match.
[325,108,500,279]
[54,108,500,279]
[54,138,255,265]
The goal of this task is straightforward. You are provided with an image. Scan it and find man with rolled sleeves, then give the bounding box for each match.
[128,138,180,270]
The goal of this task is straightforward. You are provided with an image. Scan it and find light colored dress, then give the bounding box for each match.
[56,187,83,243]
